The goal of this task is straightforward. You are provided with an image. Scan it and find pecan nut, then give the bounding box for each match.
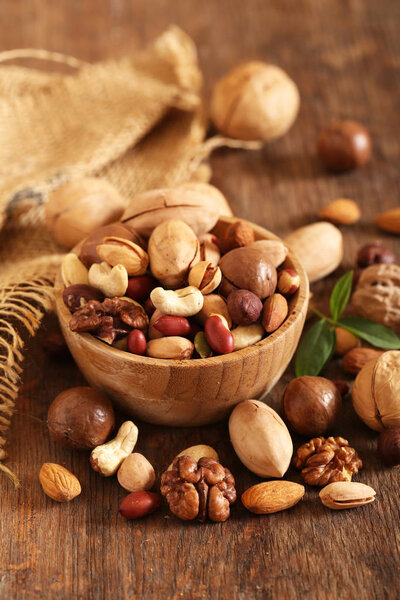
[293,436,362,487]
[63,284,104,312]
[161,456,236,522]
[69,297,148,344]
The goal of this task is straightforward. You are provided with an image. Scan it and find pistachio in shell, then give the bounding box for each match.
[79,222,145,269]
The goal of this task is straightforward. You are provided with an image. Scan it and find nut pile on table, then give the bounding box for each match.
[61,188,299,359]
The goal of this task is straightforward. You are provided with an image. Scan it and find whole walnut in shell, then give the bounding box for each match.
[210,62,300,141]
[352,264,400,334]
[45,178,126,250]
[352,351,400,431]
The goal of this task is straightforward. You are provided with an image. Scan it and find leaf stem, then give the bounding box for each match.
[310,305,337,326]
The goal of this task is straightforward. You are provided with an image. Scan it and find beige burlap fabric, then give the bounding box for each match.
[0,27,261,485]
[0,26,212,486]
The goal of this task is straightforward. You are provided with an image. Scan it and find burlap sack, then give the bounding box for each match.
[0,26,260,485]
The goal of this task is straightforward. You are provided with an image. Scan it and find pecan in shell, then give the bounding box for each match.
[161,456,236,522]
[293,436,362,487]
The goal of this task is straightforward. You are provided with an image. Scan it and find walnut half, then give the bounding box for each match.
[161,456,236,522]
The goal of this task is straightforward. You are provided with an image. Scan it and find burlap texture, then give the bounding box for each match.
[0,26,262,485]
[0,26,216,485]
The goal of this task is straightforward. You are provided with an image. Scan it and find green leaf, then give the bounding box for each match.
[330,270,353,322]
[295,319,336,377]
[338,317,400,350]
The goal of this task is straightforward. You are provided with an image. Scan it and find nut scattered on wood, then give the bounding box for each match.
[317,120,372,171]
[374,207,400,234]
[117,453,156,492]
[356,242,395,268]
[318,198,361,225]
[39,463,81,502]
[284,222,343,283]
[90,421,138,476]
[334,327,360,356]
[161,456,236,522]
[293,436,362,486]
[319,481,376,510]
[377,427,400,467]
[352,351,400,431]
[211,61,300,141]
[241,480,305,514]
[167,445,219,471]
[342,347,384,375]
[351,263,400,333]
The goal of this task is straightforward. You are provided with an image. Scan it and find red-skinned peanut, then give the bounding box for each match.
[153,315,191,337]
[119,491,161,519]
[127,329,147,355]
[204,315,234,354]
[126,275,157,301]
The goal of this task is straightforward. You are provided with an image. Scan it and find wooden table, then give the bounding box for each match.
[1,1,399,598]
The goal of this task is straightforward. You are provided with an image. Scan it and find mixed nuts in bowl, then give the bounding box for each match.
[55,215,309,427]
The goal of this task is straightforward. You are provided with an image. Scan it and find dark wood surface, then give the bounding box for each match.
[1,1,400,599]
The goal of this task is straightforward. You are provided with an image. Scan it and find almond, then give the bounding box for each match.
[319,198,361,225]
[319,481,376,510]
[334,327,360,356]
[375,207,400,234]
[262,293,288,333]
[242,480,305,514]
[342,347,384,375]
[39,463,81,502]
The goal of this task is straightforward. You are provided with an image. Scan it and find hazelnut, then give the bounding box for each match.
[283,376,342,436]
[45,178,126,249]
[117,453,156,492]
[223,220,255,252]
[317,120,372,171]
[47,386,115,450]
[227,289,263,325]
[79,222,145,269]
[377,427,400,467]
[356,242,395,268]
[334,327,360,356]
[219,247,277,300]
[277,269,300,296]
[62,283,104,312]
[352,351,400,431]
[211,62,300,141]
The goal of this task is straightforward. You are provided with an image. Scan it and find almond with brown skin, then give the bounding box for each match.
[375,207,400,234]
[39,463,81,502]
[342,347,384,375]
[242,480,305,514]
[262,293,288,333]
[319,198,361,225]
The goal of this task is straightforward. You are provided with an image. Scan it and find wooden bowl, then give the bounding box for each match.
[55,217,309,426]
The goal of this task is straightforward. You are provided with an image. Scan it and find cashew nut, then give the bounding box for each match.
[61,253,89,287]
[88,261,128,297]
[232,323,265,351]
[150,286,204,317]
[90,421,138,476]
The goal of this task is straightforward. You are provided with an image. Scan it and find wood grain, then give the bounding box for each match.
[1,1,400,599]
